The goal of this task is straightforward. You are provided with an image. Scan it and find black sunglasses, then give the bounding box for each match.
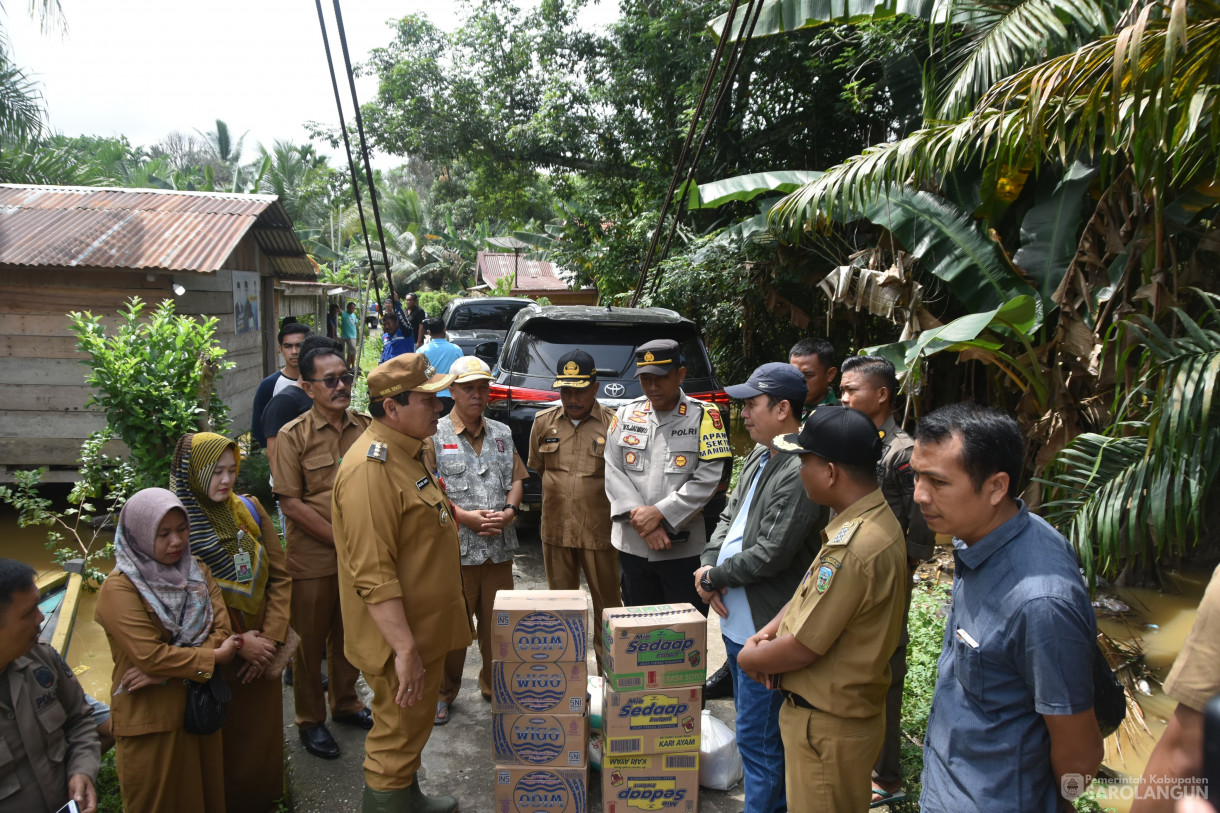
[306,373,355,389]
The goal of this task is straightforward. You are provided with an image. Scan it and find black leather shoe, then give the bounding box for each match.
[333,707,374,731]
[704,662,734,699]
[299,724,341,759]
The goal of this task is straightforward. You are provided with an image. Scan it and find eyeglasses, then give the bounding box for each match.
[306,373,355,389]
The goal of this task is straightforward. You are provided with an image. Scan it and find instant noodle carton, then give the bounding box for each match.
[493,765,588,813]
[493,590,589,663]
[601,686,702,756]
[491,660,588,715]
[602,605,706,691]
[492,713,589,768]
[602,752,699,813]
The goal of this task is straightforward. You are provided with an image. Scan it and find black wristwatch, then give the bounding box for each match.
[502,503,519,515]
[700,570,716,593]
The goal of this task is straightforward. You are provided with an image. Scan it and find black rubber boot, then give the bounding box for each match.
[406,777,459,813]
[361,784,411,813]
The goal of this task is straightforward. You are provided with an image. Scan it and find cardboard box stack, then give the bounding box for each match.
[492,590,590,813]
[600,605,707,813]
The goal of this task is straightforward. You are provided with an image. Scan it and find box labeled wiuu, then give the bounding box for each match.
[493,590,588,663]
[602,752,699,813]
[602,604,706,691]
[492,713,589,768]
[493,765,588,813]
[602,686,701,756]
[492,661,588,715]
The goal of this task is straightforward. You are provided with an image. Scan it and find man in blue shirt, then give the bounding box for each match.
[418,318,463,415]
[913,403,1103,813]
[379,293,415,362]
[696,362,824,813]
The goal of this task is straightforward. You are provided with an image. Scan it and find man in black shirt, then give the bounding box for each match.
[265,336,341,480]
[252,322,311,448]
[402,292,428,347]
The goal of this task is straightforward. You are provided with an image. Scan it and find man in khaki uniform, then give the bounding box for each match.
[274,338,372,759]
[736,406,906,812]
[0,558,101,813]
[527,349,621,671]
[838,354,933,804]
[1131,563,1220,812]
[332,353,472,813]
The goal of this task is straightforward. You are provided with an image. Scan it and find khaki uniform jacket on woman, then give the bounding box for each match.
[96,561,234,813]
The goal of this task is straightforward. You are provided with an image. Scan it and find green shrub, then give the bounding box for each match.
[418,290,459,317]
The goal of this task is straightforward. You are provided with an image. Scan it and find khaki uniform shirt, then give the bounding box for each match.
[878,415,934,561]
[604,392,731,561]
[0,643,100,813]
[1163,562,1220,712]
[527,402,615,550]
[273,406,371,579]
[332,421,473,672]
[779,489,907,718]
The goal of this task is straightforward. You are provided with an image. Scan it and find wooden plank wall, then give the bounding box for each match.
[1,233,281,472]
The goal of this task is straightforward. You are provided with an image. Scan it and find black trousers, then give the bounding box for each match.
[618,550,709,616]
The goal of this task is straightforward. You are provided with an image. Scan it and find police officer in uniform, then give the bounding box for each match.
[0,558,101,813]
[331,354,472,813]
[736,406,907,812]
[838,354,933,804]
[528,350,622,671]
[604,339,732,610]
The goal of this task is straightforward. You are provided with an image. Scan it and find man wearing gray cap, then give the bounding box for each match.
[737,405,907,812]
[695,362,825,813]
[604,338,732,610]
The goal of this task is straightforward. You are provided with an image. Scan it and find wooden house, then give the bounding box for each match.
[473,250,599,305]
[0,184,317,481]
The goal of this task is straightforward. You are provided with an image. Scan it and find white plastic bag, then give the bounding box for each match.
[699,709,744,791]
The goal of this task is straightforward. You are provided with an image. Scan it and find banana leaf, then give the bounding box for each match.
[683,170,822,210]
[708,0,942,41]
[1011,161,1098,308]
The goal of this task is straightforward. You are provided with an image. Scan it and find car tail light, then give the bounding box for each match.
[688,390,731,406]
[487,384,560,406]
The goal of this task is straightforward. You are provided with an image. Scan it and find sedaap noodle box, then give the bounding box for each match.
[602,605,706,691]
[602,686,701,756]
[491,660,588,716]
[492,713,589,768]
[602,752,699,813]
[493,765,588,813]
[493,590,589,663]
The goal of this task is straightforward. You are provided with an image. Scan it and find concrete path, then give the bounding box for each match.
[282,525,747,812]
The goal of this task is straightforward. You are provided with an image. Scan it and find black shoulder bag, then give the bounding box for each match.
[184,672,232,735]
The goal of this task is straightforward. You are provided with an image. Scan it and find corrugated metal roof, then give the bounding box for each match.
[477,251,575,292]
[0,184,315,278]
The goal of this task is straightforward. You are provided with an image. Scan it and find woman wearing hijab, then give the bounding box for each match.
[96,488,241,812]
[169,432,293,813]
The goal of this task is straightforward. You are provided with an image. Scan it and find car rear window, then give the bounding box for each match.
[507,321,712,379]
[448,301,531,331]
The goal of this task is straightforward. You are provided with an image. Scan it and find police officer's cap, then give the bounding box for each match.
[634,339,682,377]
[774,405,883,465]
[553,349,596,389]
[725,362,807,404]
[367,353,456,399]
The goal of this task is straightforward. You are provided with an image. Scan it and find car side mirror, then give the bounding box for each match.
[474,341,499,366]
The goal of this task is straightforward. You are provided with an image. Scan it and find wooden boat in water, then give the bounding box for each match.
[36,559,85,657]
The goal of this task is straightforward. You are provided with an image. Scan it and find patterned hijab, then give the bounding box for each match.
[114,487,213,647]
[169,432,269,622]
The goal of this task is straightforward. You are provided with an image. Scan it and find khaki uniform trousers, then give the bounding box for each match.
[779,700,885,812]
[542,543,621,672]
[291,574,363,726]
[440,559,514,703]
[364,654,445,790]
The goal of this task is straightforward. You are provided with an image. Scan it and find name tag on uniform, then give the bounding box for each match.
[232,551,253,583]
[416,476,429,490]
[543,437,560,444]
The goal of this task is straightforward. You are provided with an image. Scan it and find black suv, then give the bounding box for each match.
[441,296,534,357]
[485,304,730,517]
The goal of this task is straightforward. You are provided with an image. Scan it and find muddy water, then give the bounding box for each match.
[2,500,116,699]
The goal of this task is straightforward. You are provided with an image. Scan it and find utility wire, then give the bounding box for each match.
[629,0,744,307]
[313,0,383,310]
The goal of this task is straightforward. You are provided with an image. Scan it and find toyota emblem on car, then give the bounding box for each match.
[603,382,626,397]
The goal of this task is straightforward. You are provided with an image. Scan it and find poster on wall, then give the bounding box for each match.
[232,271,260,335]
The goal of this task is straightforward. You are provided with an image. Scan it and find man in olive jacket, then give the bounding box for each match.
[695,362,825,813]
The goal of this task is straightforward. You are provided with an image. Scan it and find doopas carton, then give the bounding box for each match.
[493,765,588,813]
[602,605,706,691]
[493,590,589,663]
[492,713,589,768]
[602,753,699,813]
[602,686,701,756]
[492,661,588,716]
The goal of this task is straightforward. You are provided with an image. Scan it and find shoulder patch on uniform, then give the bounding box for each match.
[826,518,863,547]
[897,461,915,491]
[815,564,835,593]
[367,441,388,462]
[608,414,619,434]
[697,406,732,460]
[34,665,55,689]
